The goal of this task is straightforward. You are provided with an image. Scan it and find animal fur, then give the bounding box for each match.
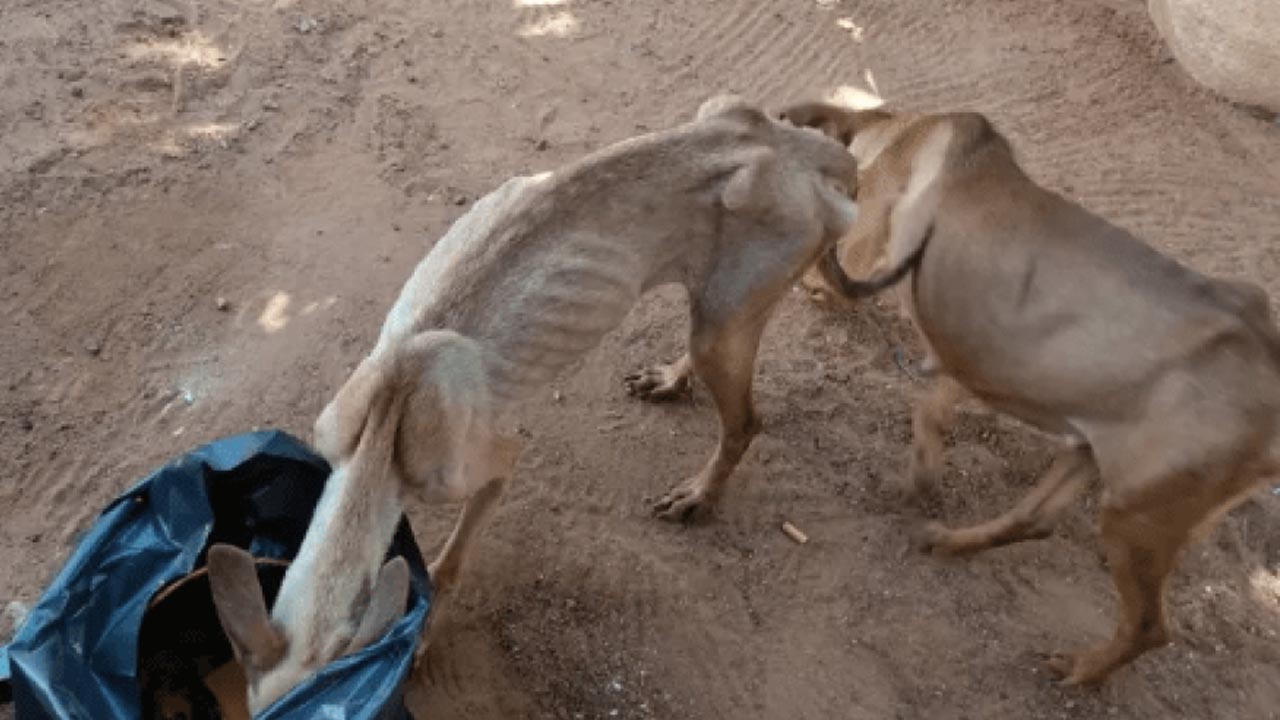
[208,95,859,713]
[780,100,1280,686]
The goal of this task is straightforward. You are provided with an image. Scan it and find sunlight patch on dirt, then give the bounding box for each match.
[828,76,884,110]
[124,31,228,70]
[258,291,293,333]
[517,11,579,38]
[835,17,867,43]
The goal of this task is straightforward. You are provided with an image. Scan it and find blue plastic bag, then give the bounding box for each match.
[0,430,429,719]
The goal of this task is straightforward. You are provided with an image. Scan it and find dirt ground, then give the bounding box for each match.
[3,0,1279,718]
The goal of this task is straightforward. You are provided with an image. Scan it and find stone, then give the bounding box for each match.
[1149,0,1280,112]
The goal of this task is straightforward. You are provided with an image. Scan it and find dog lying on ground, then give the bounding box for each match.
[779,101,1280,686]
[206,95,858,714]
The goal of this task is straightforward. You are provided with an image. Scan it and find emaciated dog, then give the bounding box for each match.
[206,96,859,714]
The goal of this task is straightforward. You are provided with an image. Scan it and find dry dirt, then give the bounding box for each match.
[3,0,1280,718]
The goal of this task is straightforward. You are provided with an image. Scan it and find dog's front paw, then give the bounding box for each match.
[651,483,717,523]
[1043,650,1107,688]
[911,521,955,556]
[624,364,691,402]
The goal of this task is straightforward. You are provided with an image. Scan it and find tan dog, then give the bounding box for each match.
[206,95,858,714]
[776,103,915,306]
[781,101,1280,686]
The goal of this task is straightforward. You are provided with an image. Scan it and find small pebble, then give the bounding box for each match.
[452,193,469,206]
[215,296,230,311]
[5,600,30,631]
[84,339,101,356]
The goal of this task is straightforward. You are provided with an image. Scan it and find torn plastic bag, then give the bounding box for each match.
[0,430,429,719]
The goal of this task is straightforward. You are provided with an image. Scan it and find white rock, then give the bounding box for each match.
[1149,0,1280,111]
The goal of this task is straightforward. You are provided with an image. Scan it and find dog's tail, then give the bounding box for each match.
[819,226,931,299]
[818,225,932,300]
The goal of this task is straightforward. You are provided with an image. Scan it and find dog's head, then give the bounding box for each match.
[777,101,918,177]
[209,331,516,716]
[776,102,862,147]
[207,544,409,716]
[775,102,893,146]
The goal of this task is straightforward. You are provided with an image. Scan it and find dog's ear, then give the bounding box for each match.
[721,149,776,212]
[345,556,410,654]
[208,544,287,675]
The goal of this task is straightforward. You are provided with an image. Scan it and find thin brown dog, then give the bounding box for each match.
[781,101,1280,686]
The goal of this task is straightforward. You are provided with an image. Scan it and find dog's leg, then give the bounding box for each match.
[917,445,1093,555]
[426,476,508,593]
[1048,500,1186,686]
[1050,456,1264,685]
[902,375,965,499]
[416,475,508,668]
[652,313,768,522]
[624,352,694,401]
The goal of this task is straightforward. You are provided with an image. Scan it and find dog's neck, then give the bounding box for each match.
[271,405,405,664]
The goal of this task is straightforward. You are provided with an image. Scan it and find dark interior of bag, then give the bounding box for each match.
[136,561,289,720]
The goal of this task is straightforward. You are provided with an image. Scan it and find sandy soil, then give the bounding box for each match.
[3,0,1280,718]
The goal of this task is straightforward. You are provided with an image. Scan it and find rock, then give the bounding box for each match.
[1149,0,1280,112]
[5,600,30,632]
[84,338,101,356]
[215,296,230,311]
[294,15,319,34]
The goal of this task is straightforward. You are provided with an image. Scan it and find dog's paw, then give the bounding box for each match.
[1041,650,1111,688]
[1044,651,1093,687]
[910,521,954,555]
[651,484,716,523]
[624,365,690,402]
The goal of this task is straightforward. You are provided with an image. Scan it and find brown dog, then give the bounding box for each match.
[781,101,1280,686]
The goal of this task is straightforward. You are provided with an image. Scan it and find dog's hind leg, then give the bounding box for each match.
[917,444,1093,554]
[900,376,965,500]
[1049,459,1261,685]
[1048,496,1186,685]
[651,311,769,523]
